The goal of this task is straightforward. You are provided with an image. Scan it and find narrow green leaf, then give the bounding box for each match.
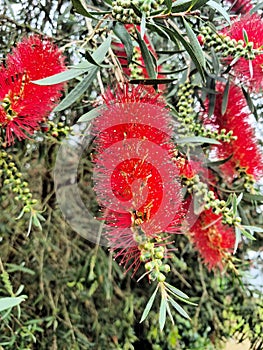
[163,25,205,81]
[239,227,256,240]
[6,263,35,275]
[0,296,27,312]
[172,0,192,12]
[32,214,43,230]
[84,50,103,67]
[251,1,263,13]
[183,18,205,68]
[27,214,33,236]
[207,154,233,166]
[78,105,107,123]
[54,68,98,112]
[159,295,167,331]
[193,193,205,215]
[72,0,100,19]
[243,193,263,202]
[140,12,146,38]
[241,225,263,233]
[129,78,176,85]
[113,23,134,64]
[33,37,111,85]
[232,193,237,215]
[89,36,112,63]
[207,0,231,24]
[164,0,173,11]
[221,78,230,115]
[168,297,190,319]
[243,28,249,45]
[147,23,171,40]
[190,0,209,10]
[130,2,142,17]
[211,47,220,74]
[166,301,174,325]
[164,283,189,300]
[241,86,255,113]
[140,285,159,323]
[32,61,94,85]
[236,193,243,205]
[136,28,157,79]
[172,0,208,12]
[176,136,221,145]
[234,226,241,254]
[208,77,216,118]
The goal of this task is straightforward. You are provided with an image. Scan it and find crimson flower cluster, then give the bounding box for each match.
[190,208,236,270]
[91,84,184,273]
[202,83,263,182]
[226,0,252,14]
[0,35,66,145]
[221,13,263,91]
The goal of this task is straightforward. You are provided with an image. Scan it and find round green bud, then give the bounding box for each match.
[157,272,166,282]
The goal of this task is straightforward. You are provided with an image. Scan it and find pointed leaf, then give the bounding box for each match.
[176,136,221,145]
[234,226,241,254]
[183,18,205,68]
[113,23,134,64]
[159,295,167,331]
[78,105,107,123]
[164,283,189,299]
[0,296,27,312]
[222,78,230,115]
[168,297,190,319]
[54,68,98,112]
[136,28,157,79]
[239,227,256,240]
[140,285,159,323]
[72,0,104,19]
[207,154,233,166]
[243,28,249,45]
[164,0,173,11]
[207,0,231,24]
[241,225,263,233]
[163,25,205,80]
[33,37,111,85]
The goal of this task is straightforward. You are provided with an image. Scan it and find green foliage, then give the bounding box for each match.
[0,0,263,349]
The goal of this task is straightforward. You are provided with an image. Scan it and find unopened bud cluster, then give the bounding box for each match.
[44,121,72,139]
[199,26,256,60]
[1,151,38,212]
[129,47,145,78]
[237,167,257,194]
[134,231,171,282]
[177,83,236,142]
[112,0,164,24]
[185,175,242,226]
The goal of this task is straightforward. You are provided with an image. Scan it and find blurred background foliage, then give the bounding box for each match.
[0,0,262,349]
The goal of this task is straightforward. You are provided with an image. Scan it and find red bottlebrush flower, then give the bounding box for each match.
[177,156,206,180]
[0,35,66,144]
[221,14,263,91]
[91,84,184,271]
[226,0,252,14]
[190,208,236,269]
[202,83,263,182]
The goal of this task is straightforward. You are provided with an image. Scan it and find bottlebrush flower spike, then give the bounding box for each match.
[190,208,236,269]
[221,13,263,91]
[91,84,184,272]
[0,35,66,144]
[202,83,263,182]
